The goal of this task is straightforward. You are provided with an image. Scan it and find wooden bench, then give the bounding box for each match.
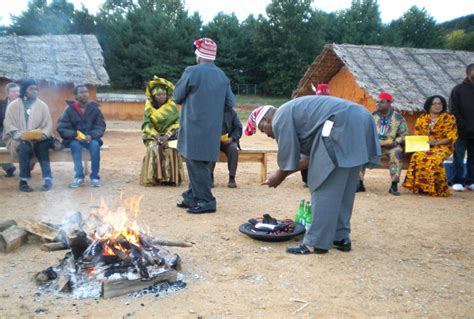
[0,146,109,175]
[217,148,277,182]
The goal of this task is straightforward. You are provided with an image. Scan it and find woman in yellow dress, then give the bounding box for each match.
[140,76,184,186]
[403,95,457,196]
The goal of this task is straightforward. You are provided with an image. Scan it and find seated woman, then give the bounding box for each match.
[403,95,457,196]
[140,76,184,186]
[3,80,54,192]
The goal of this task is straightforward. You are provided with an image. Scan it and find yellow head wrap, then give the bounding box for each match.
[146,76,175,102]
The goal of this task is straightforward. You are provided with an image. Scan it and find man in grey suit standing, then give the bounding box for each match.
[174,37,236,214]
[256,96,380,254]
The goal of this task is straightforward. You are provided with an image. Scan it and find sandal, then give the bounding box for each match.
[286,244,328,255]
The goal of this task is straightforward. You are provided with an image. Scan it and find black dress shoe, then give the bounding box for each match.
[389,187,400,196]
[19,180,33,192]
[286,244,328,255]
[177,199,195,209]
[42,180,52,192]
[4,167,16,177]
[186,205,216,214]
[333,239,352,252]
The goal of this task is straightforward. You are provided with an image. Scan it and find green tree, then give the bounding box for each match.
[444,30,474,51]
[254,0,325,96]
[386,6,442,48]
[335,0,383,45]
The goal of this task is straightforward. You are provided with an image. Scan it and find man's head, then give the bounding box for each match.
[193,38,217,63]
[244,105,276,138]
[466,63,474,83]
[20,79,38,100]
[74,84,89,105]
[376,92,393,113]
[5,82,19,101]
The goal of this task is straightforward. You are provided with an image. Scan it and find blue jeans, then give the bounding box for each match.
[16,140,52,180]
[70,140,101,180]
[451,138,474,185]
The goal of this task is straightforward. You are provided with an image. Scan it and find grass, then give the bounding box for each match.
[236,95,289,107]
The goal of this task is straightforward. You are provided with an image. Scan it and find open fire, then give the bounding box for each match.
[34,197,184,299]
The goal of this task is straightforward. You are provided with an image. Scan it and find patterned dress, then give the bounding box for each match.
[140,90,184,186]
[403,112,457,196]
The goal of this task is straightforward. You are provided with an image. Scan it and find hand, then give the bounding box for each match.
[86,135,92,143]
[429,139,438,146]
[157,135,169,146]
[261,170,287,188]
[380,140,394,148]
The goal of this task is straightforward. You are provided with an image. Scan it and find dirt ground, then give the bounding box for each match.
[0,121,473,318]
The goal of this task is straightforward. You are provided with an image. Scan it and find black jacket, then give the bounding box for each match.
[449,78,474,139]
[223,108,243,149]
[57,100,106,146]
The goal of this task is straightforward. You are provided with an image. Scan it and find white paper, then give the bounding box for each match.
[322,120,334,137]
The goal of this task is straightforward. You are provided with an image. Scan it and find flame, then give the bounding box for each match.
[86,196,144,257]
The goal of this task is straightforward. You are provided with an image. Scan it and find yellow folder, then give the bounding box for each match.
[405,135,429,153]
[21,129,42,141]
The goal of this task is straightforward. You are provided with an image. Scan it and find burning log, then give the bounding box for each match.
[0,220,17,232]
[140,233,193,248]
[0,225,28,253]
[68,230,90,260]
[102,269,178,299]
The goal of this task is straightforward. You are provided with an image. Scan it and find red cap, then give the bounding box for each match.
[316,84,330,95]
[378,92,393,102]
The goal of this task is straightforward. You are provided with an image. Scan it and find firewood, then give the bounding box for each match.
[0,225,28,253]
[40,242,68,252]
[102,269,178,299]
[0,220,17,232]
[53,272,71,292]
[23,221,59,242]
[140,233,193,247]
[68,231,90,259]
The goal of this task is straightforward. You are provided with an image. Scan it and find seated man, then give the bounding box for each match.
[3,80,54,192]
[57,85,106,188]
[1,82,19,177]
[210,108,242,188]
[359,92,408,195]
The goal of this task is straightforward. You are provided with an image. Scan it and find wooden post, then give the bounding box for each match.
[0,225,28,253]
[260,153,268,182]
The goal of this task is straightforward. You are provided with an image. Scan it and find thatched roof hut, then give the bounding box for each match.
[293,44,474,130]
[0,34,109,126]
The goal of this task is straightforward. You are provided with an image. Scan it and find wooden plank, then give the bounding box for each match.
[102,269,178,299]
[0,146,109,164]
[0,225,28,253]
[40,242,68,252]
[23,221,59,242]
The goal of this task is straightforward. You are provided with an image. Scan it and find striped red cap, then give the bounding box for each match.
[194,38,217,60]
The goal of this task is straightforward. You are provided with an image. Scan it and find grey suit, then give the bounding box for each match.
[174,62,236,209]
[273,96,381,249]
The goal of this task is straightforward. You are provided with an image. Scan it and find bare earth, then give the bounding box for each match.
[0,121,472,318]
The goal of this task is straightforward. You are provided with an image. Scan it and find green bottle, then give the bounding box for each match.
[304,201,312,231]
[295,199,305,224]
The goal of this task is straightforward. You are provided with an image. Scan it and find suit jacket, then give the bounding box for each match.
[174,62,236,161]
[223,108,243,149]
[273,95,381,191]
[56,100,106,147]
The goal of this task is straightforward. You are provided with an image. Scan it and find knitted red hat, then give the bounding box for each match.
[244,105,274,136]
[378,92,393,102]
[193,37,217,60]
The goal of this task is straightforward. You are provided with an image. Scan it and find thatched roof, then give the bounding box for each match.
[293,44,474,112]
[0,34,109,86]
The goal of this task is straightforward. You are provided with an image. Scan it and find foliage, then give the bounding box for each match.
[2,0,472,96]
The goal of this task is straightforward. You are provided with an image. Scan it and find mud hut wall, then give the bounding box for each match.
[328,68,420,133]
[99,101,144,121]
